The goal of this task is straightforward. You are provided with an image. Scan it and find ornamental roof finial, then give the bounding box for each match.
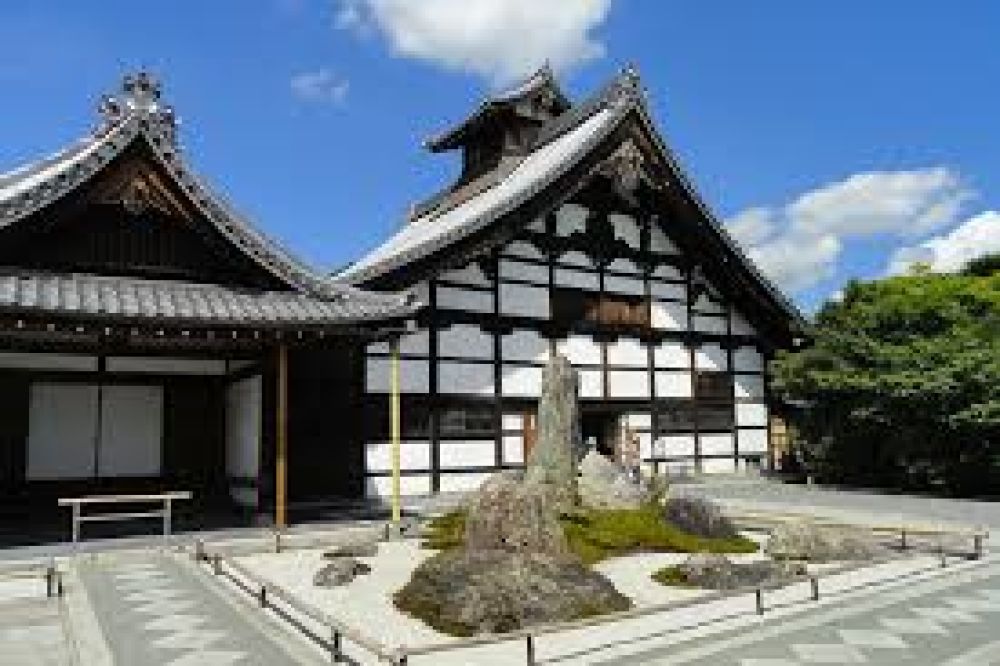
[96,70,177,144]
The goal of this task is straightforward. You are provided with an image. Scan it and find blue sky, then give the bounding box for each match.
[1,1,998,311]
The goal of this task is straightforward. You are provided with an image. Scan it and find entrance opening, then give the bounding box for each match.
[581,409,623,459]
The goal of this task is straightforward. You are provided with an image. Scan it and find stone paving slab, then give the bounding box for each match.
[75,551,319,666]
[0,593,71,666]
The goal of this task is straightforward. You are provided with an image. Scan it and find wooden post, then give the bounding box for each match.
[390,338,402,528]
[276,343,289,530]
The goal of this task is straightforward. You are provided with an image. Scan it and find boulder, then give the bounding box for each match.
[664,496,739,539]
[526,355,582,508]
[766,521,883,562]
[577,450,646,510]
[322,531,381,558]
[464,471,568,556]
[394,549,631,636]
[313,558,372,587]
[673,553,806,590]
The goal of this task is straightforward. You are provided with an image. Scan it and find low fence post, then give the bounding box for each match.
[899,529,907,551]
[526,634,536,666]
[810,576,819,602]
[194,540,204,562]
[163,497,173,546]
[71,503,80,546]
[259,585,268,608]
[755,588,764,615]
[974,533,983,560]
[45,564,55,599]
[331,627,342,663]
[212,553,222,576]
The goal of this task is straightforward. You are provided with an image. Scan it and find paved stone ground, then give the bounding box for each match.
[0,580,71,666]
[75,552,318,665]
[615,556,1000,665]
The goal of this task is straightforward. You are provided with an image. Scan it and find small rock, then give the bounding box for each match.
[323,538,379,559]
[313,558,371,587]
[676,553,806,590]
[664,496,739,539]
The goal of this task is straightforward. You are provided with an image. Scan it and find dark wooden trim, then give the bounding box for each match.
[428,279,441,493]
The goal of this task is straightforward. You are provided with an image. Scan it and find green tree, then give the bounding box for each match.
[771,268,1000,494]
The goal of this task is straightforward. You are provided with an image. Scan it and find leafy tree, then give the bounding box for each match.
[771,270,1000,494]
[962,253,1000,277]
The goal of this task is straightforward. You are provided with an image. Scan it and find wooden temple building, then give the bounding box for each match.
[341,66,807,499]
[0,73,418,528]
[0,67,806,528]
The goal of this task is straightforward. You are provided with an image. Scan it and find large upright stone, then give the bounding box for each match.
[526,355,582,506]
[463,471,567,556]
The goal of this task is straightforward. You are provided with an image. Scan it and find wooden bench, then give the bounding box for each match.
[57,492,192,545]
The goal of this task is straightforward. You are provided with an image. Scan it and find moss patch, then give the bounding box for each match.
[650,565,692,587]
[422,506,757,565]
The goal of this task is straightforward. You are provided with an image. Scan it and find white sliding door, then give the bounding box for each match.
[27,383,99,480]
[98,385,163,477]
[225,375,262,507]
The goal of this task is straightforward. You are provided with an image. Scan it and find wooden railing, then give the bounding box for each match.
[58,492,192,545]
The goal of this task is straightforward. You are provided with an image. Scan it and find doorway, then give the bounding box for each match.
[581,409,624,459]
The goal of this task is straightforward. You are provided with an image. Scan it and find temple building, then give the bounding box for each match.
[0,73,418,526]
[0,67,807,524]
[341,66,807,499]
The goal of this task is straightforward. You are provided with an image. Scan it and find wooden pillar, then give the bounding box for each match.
[275,343,288,529]
[390,338,402,526]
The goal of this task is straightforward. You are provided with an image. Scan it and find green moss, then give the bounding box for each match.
[650,565,693,587]
[421,506,757,565]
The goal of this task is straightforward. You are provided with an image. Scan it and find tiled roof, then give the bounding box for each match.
[0,271,415,327]
[0,72,417,325]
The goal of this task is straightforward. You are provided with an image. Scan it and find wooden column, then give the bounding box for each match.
[390,338,402,526]
[275,343,288,529]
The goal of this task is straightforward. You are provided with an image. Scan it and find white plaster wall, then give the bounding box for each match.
[499,258,548,284]
[557,335,602,365]
[226,375,261,506]
[556,250,594,268]
[651,301,686,330]
[439,439,496,469]
[654,341,689,369]
[502,413,524,431]
[626,413,652,429]
[555,203,588,236]
[638,431,653,459]
[27,383,99,480]
[398,330,430,356]
[499,282,549,319]
[365,440,431,472]
[654,371,692,398]
[503,241,545,261]
[734,373,765,399]
[527,216,547,233]
[503,434,525,464]
[693,294,726,314]
[652,264,683,279]
[700,433,735,456]
[0,352,97,372]
[554,267,599,290]
[736,402,769,427]
[695,344,728,371]
[649,226,679,254]
[501,364,543,397]
[98,385,163,477]
[365,475,432,497]
[656,434,695,458]
[702,457,737,474]
[440,262,492,287]
[693,315,728,335]
[610,213,641,248]
[365,358,429,394]
[607,257,642,274]
[439,472,493,493]
[649,281,686,300]
[607,370,649,398]
[604,275,645,296]
[606,338,647,367]
[438,324,494,360]
[437,285,494,314]
[579,369,604,398]
[738,429,768,454]
[437,361,495,395]
[733,347,764,372]
[501,329,549,363]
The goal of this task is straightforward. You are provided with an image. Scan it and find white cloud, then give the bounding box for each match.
[725,167,973,294]
[335,0,614,84]
[290,68,350,105]
[886,211,1000,275]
